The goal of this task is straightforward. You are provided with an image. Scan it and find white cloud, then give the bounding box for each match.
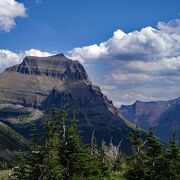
[0,49,52,72]
[110,72,156,83]
[0,49,21,71]
[105,27,175,60]
[157,19,180,35]
[68,19,180,105]
[24,49,52,57]
[68,43,108,63]
[100,83,180,106]
[68,29,126,63]
[126,57,180,72]
[0,0,27,32]
[69,24,179,63]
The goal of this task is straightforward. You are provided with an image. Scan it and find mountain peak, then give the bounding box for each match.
[54,53,66,57]
[135,100,141,104]
[6,54,88,81]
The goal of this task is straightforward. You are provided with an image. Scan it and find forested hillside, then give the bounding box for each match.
[3,108,179,180]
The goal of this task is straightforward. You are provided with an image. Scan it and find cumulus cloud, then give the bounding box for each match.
[68,44,108,63]
[157,19,180,35]
[68,19,180,105]
[0,0,27,32]
[0,49,52,72]
[69,23,179,63]
[24,49,52,57]
[0,49,21,72]
[105,27,177,60]
[126,57,180,72]
[67,30,126,63]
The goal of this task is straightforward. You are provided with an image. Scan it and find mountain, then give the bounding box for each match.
[120,98,180,143]
[0,54,135,153]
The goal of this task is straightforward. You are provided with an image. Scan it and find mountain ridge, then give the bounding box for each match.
[120,97,180,143]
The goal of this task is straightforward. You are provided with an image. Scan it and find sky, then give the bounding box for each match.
[0,0,180,106]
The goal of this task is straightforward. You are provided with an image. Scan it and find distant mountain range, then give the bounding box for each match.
[120,98,180,143]
[0,54,136,158]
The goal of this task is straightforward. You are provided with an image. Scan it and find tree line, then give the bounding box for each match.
[11,107,180,180]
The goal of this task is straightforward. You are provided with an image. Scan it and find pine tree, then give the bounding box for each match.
[12,151,29,180]
[164,130,180,180]
[89,130,103,177]
[60,109,87,179]
[60,109,108,179]
[41,108,63,180]
[28,124,44,180]
[145,128,163,179]
[125,126,147,180]
[96,149,110,178]
[89,133,110,179]
[146,129,162,158]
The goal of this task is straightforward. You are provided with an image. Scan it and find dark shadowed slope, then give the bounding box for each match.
[0,121,29,161]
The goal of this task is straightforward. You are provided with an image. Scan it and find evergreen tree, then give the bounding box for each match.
[89,134,110,179]
[30,123,39,148]
[146,129,162,157]
[113,154,126,173]
[125,126,147,180]
[97,148,111,178]
[145,129,163,179]
[60,109,88,179]
[41,108,63,180]
[12,151,29,180]
[164,130,180,180]
[28,124,44,180]
[60,109,109,179]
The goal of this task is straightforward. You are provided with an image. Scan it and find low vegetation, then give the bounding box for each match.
[1,107,179,179]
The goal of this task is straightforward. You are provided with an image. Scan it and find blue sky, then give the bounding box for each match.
[1,0,180,52]
[0,0,180,105]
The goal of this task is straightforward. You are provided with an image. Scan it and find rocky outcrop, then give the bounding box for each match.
[0,54,135,152]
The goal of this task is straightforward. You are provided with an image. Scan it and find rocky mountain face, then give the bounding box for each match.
[0,54,135,155]
[120,98,180,143]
